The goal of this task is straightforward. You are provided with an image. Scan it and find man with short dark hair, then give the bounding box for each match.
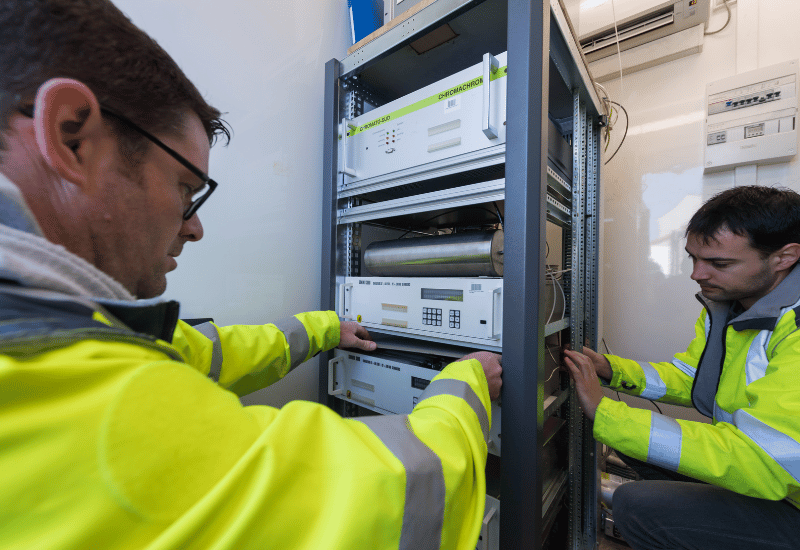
[564,185,800,550]
[0,1,502,548]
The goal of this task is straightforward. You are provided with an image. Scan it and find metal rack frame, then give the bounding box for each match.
[320,1,602,547]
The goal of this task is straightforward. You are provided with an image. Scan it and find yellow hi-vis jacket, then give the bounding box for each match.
[0,288,492,550]
[594,266,800,509]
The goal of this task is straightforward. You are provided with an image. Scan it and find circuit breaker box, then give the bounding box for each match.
[704,59,798,172]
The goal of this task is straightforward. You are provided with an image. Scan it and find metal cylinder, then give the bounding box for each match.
[364,230,503,277]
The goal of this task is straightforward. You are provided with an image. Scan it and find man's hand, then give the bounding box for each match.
[458,351,502,401]
[338,321,377,352]
[562,349,605,420]
[580,346,613,380]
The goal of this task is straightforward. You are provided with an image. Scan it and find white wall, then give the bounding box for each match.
[112,0,351,406]
[595,0,800,420]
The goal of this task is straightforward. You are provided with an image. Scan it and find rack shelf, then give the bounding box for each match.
[338,179,505,225]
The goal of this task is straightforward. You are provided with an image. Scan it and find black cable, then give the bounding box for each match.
[396,206,500,239]
[493,202,504,228]
[604,100,628,165]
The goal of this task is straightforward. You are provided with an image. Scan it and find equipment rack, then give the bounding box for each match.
[320,1,603,547]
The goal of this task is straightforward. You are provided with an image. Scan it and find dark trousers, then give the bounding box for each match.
[612,452,800,550]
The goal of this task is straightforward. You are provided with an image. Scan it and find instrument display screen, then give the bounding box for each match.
[421,288,464,302]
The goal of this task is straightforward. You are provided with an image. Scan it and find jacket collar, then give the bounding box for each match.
[0,284,180,343]
[99,298,181,342]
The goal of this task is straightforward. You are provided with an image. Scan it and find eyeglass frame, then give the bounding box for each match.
[18,105,217,220]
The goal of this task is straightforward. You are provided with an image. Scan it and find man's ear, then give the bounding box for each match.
[772,242,800,271]
[33,78,105,189]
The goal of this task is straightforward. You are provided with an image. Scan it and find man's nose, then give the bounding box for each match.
[181,213,204,242]
[690,262,708,281]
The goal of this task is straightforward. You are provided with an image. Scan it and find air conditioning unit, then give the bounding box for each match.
[579,0,710,63]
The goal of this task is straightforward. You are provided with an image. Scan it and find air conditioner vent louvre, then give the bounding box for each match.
[581,8,675,55]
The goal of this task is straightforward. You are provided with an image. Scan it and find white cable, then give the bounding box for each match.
[609,0,625,95]
[557,271,566,322]
[544,353,560,383]
[547,268,572,281]
[594,81,613,120]
[594,74,615,154]
[545,267,569,325]
[705,0,732,36]
[547,269,557,324]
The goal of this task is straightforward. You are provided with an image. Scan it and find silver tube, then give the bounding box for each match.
[364,230,504,277]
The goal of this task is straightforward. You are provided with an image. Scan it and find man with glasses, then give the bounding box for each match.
[0,1,502,549]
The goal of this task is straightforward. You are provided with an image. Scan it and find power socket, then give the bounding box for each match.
[713,0,737,11]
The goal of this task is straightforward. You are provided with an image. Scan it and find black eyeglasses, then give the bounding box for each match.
[19,105,217,220]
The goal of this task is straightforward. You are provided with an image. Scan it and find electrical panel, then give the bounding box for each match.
[340,52,508,186]
[339,276,504,349]
[338,276,566,350]
[704,59,798,172]
[328,348,504,455]
[339,50,574,194]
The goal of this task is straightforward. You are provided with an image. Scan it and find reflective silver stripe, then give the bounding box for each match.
[647,413,682,471]
[714,401,734,424]
[671,358,696,379]
[637,361,667,400]
[704,312,711,339]
[357,415,444,550]
[734,409,800,484]
[418,378,490,443]
[745,329,771,386]
[274,316,310,371]
[194,322,223,382]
